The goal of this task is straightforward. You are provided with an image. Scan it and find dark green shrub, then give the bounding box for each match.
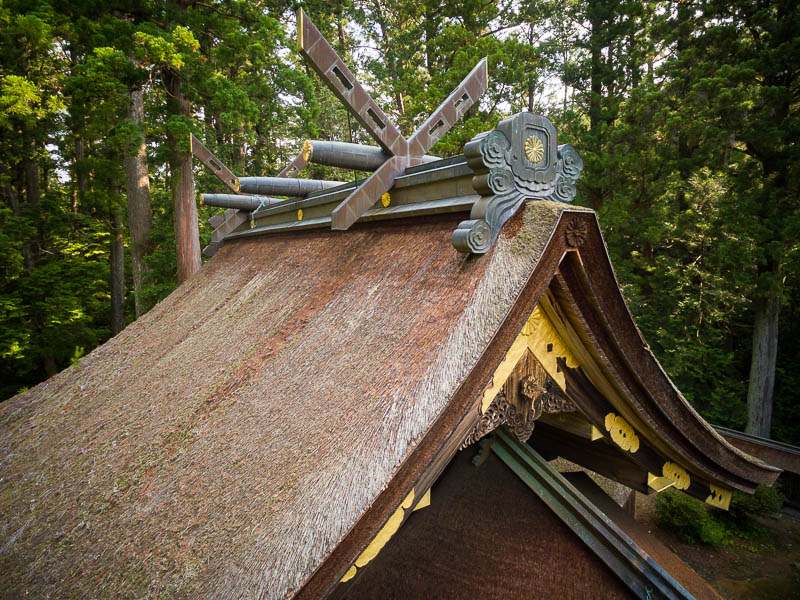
[730,485,784,517]
[655,489,731,546]
[656,485,784,546]
[724,484,784,534]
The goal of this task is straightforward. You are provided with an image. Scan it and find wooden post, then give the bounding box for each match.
[173,141,201,283]
[166,69,201,284]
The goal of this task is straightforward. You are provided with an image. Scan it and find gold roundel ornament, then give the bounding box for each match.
[301,140,313,162]
[524,135,544,164]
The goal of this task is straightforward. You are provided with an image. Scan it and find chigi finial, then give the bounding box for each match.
[296,8,488,230]
[195,13,584,257]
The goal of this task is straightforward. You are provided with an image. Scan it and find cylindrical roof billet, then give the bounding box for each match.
[303,140,441,171]
[237,176,344,196]
[200,194,284,211]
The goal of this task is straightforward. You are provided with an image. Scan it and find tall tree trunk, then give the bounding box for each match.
[110,190,126,335]
[43,353,58,377]
[23,137,40,271]
[746,154,785,438]
[75,133,87,210]
[166,70,201,284]
[746,284,780,438]
[125,66,154,317]
[587,1,605,211]
[69,44,87,212]
[3,182,19,215]
[25,141,41,208]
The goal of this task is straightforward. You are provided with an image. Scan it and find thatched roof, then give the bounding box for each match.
[0,200,778,599]
[1,202,570,599]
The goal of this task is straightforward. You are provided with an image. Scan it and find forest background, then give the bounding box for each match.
[1,0,798,443]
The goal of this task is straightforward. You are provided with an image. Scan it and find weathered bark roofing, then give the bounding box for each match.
[0,203,566,599]
[0,200,779,599]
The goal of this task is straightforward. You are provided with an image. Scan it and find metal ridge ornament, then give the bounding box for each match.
[452,112,584,254]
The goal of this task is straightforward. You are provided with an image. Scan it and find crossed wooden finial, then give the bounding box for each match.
[297,9,488,230]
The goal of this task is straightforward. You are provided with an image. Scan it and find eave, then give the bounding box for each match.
[549,230,780,492]
[297,209,780,599]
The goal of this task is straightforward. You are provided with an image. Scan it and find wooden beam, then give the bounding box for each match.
[238,176,344,197]
[529,422,651,494]
[330,156,409,231]
[277,147,309,178]
[190,134,239,192]
[407,58,488,156]
[538,411,604,441]
[297,9,488,231]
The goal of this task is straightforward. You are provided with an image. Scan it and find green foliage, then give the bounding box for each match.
[0,192,112,398]
[728,485,784,530]
[0,0,798,453]
[656,486,784,547]
[655,489,732,546]
[0,75,45,124]
[139,185,178,307]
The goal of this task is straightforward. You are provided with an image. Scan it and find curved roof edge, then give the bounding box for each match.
[298,205,779,598]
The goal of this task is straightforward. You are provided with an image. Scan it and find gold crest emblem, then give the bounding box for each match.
[524,135,544,164]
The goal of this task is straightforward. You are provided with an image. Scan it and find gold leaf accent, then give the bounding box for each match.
[302,139,313,162]
[521,308,541,336]
[604,412,640,453]
[413,488,431,511]
[663,462,690,490]
[381,192,391,208]
[480,304,579,413]
[340,489,418,581]
[648,472,675,492]
[297,209,303,221]
[354,489,415,568]
[706,484,732,510]
[524,135,544,164]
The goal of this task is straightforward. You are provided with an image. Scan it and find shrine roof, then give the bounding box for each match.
[0,200,778,599]
[0,202,565,599]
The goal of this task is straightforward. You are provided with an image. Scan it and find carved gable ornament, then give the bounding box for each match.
[452,112,584,254]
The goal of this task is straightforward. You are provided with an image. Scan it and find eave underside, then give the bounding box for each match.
[336,446,640,599]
